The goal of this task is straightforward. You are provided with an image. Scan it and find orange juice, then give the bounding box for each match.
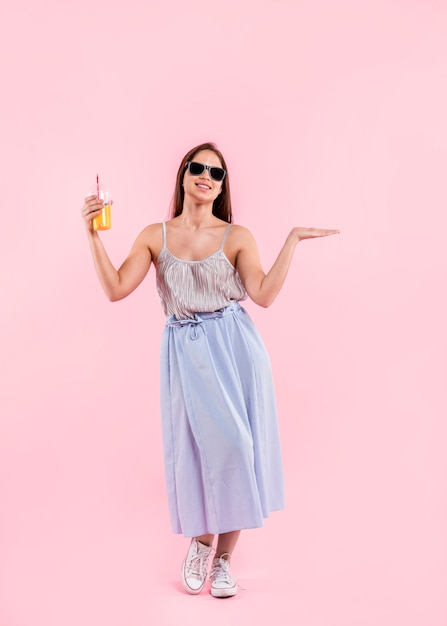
[92,203,111,231]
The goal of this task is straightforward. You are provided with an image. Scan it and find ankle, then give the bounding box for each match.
[196,534,214,547]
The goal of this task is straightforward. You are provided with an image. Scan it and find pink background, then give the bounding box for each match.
[1,1,446,624]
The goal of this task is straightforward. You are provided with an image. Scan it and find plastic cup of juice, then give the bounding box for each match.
[89,180,112,231]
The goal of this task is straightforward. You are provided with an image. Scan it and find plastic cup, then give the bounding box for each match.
[89,182,112,231]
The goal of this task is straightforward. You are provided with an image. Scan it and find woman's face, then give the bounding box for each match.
[182,149,224,204]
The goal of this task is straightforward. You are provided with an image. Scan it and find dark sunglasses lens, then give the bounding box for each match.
[188,162,205,176]
[209,167,225,181]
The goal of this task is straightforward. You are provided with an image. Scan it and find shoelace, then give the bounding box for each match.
[188,547,213,579]
[210,557,235,585]
[209,555,248,591]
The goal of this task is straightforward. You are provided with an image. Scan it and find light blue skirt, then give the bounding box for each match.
[160,302,284,537]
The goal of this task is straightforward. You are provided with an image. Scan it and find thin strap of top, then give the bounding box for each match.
[219,224,232,250]
[161,221,167,249]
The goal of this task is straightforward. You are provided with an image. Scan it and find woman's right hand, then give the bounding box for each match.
[81,195,104,233]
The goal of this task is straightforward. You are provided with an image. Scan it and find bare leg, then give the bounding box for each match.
[196,534,214,547]
[215,530,241,560]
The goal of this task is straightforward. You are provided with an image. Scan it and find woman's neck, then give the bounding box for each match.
[177,202,217,229]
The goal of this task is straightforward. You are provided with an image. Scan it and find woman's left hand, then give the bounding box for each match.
[289,227,340,243]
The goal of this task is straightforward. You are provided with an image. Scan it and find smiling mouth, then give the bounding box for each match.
[196,183,211,190]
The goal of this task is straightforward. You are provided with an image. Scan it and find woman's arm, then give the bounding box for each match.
[234,226,339,307]
[81,194,155,301]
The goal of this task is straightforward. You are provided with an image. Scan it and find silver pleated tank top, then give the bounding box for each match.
[156,222,247,320]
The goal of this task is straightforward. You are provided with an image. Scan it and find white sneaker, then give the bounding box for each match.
[181,538,214,595]
[209,555,238,598]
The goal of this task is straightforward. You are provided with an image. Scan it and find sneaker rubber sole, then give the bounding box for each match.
[210,585,238,598]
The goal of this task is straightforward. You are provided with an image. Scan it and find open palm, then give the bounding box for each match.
[292,227,340,241]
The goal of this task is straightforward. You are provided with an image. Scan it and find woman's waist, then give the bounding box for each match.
[166,301,242,327]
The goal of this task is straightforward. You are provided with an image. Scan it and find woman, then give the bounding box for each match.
[81,142,338,598]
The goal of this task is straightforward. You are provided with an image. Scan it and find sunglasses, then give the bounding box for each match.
[186,161,226,182]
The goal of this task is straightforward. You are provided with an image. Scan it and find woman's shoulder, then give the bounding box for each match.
[229,223,255,242]
[225,224,258,260]
[229,223,251,234]
[132,222,164,253]
[138,222,163,238]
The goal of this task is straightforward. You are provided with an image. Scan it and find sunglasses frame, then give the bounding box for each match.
[185,161,226,182]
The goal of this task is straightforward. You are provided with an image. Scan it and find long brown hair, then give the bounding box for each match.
[169,142,233,223]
